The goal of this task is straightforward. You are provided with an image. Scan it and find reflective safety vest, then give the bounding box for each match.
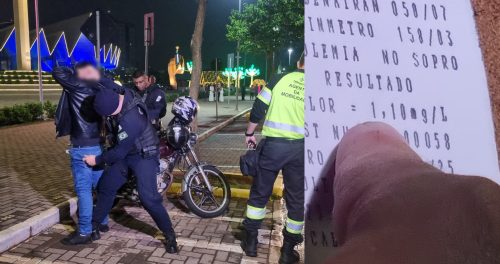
[258,71,305,139]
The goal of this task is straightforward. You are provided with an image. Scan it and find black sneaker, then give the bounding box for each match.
[91,228,101,241]
[98,224,110,233]
[165,240,178,254]
[61,232,92,245]
[164,235,178,254]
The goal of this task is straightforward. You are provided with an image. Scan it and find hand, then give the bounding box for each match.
[245,136,256,148]
[310,122,500,263]
[83,155,97,166]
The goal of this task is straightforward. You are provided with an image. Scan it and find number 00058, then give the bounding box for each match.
[403,130,451,150]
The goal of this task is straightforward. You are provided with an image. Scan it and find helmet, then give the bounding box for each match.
[166,124,190,149]
[171,96,198,124]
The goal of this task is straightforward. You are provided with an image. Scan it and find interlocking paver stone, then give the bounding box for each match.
[0,197,280,263]
[0,122,73,231]
[0,98,253,231]
[0,97,305,263]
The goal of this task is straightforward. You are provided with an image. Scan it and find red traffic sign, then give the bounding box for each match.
[144,12,154,46]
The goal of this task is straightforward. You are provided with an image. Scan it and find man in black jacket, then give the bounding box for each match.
[131,70,166,129]
[52,62,112,245]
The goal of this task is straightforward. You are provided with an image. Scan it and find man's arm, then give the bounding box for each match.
[245,87,272,145]
[249,92,270,123]
[248,72,285,123]
[52,67,87,92]
[147,88,167,120]
[95,112,144,165]
[318,122,500,263]
[245,73,285,145]
[98,77,124,93]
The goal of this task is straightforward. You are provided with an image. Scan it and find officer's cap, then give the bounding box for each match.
[94,89,120,116]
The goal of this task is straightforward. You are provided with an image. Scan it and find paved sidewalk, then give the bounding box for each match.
[0,198,287,264]
[0,96,254,232]
[0,96,306,263]
[0,121,73,231]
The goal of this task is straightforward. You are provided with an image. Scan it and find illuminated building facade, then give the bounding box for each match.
[0,13,121,71]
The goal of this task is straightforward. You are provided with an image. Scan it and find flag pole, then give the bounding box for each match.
[34,0,43,104]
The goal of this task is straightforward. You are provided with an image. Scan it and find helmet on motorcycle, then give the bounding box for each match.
[171,96,198,124]
[166,124,190,149]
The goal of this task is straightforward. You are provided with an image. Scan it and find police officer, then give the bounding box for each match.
[242,53,305,264]
[82,88,178,253]
[131,70,166,128]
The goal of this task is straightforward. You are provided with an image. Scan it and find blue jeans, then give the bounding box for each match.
[70,146,108,235]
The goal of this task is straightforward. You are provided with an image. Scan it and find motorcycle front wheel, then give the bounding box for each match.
[183,165,231,218]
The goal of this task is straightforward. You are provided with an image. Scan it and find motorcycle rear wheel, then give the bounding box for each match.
[183,165,231,218]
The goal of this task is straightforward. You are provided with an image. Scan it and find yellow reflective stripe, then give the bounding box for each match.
[262,126,304,139]
[246,205,266,220]
[257,87,272,105]
[264,120,304,134]
[286,218,304,234]
[286,227,302,234]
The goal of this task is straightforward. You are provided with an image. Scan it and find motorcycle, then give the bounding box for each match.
[115,122,231,218]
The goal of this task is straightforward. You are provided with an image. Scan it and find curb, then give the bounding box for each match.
[0,108,252,253]
[0,197,77,253]
[223,173,284,199]
[167,172,284,199]
[167,183,251,199]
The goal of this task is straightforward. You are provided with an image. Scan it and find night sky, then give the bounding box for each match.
[0,0,296,73]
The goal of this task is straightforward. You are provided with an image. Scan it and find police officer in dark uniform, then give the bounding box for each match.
[82,88,178,253]
[131,70,166,128]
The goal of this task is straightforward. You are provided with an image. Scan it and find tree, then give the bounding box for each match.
[226,0,304,79]
[190,0,208,132]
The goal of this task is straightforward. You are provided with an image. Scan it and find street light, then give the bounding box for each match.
[288,47,293,66]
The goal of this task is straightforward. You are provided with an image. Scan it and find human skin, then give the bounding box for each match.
[133,75,155,91]
[76,65,101,81]
[324,122,500,264]
[133,75,149,91]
